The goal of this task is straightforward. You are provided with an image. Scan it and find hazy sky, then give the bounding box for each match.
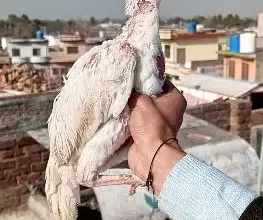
[0,0,263,20]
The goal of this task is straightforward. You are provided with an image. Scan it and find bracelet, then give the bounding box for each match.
[146,137,178,194]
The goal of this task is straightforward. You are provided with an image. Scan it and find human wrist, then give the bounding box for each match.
[149,140,186,195]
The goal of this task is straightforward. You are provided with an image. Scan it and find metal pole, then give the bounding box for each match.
[256,131,263,195]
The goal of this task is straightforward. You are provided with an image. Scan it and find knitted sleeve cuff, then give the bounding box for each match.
[158,154,257,220]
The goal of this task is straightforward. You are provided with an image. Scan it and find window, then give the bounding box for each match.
[242,63,249,80]
[33,48,41,56]
[177,48,186,65]
[67,46,79,54]
[164,45,171,58]
[229,60,235,78]
[12,48,20,56]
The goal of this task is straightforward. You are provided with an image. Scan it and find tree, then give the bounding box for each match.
[101,17,110,23]
[21,14,29,22]
[90,17,97,26]
[7,14,20,24]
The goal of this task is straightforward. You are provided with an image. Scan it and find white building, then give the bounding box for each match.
[7,39,50,66]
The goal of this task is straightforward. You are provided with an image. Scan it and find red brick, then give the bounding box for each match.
[5,165,31,177]
[19,165,31,175]
[17,136,38,147]
[0,196,19,210]
[31,162,47,172]
[0,138,16,150]
[23,144,45,154]
[30,154,41,163]
[0,185,28,198]
[0,149,14,160]
[20,193,30,204]
[16,156,31,166]
[0,172,5,180]
[17,172,41,184]
[0,177,17,188]
[41,151,50,161]
[14,146,24,157]
[15,154,41,167]
[0,160,15,170]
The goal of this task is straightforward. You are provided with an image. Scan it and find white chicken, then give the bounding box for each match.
[45,0,165,219]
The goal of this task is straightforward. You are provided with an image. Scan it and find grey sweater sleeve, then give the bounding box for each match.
[158,154,257,220]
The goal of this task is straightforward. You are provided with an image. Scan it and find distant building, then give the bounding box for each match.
[175,74,263,109]
[160,28,226,80]
[7,39,50,66]
[219,35,263,83]
[220,51,257,82]
[49,33,103,74]
[219,12,263,83]
[0,53,9,68]
[257,11,263,37]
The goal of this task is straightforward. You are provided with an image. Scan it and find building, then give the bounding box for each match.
[174,74,263,109]
[219,35,263,83]
[49,33,103,71]
[219,12,263,83]
[7,38,50,66]
[220,50,257,82]
[0,53,9,68]
[257,11,263,36]
[160,28,226,79]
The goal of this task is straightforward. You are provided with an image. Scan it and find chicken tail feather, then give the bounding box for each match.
[45,156,80,220]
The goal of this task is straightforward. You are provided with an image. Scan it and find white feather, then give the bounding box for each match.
[45,0,164,220]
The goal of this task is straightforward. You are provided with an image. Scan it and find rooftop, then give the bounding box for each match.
[9,39,48,44]
[60,34,85,42]
[0,55,9,65]
[160,29,226,41]
[219,50,256,59]
[178,74,260,98]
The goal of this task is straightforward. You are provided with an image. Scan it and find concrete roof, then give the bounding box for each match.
[179,74,260,98]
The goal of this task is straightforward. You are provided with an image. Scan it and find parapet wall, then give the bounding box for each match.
[186,100,251,141]
[0,92,57,134]
[0,134,49,210]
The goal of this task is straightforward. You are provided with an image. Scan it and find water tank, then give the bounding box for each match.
[187,22,197,34]
[230,34,240,52]
[240,32,256,53]
[196,24,204,32]
[36,30,44,39]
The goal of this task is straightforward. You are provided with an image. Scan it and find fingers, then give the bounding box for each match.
[162,79,176,93]
[128,92,155,111]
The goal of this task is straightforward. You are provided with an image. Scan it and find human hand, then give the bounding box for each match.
[128,83,187,194]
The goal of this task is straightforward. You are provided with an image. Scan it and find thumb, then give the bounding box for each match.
[128,91,142,110]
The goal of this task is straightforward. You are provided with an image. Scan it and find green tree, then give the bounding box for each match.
[21,14,29,22]
[90,17,97,25]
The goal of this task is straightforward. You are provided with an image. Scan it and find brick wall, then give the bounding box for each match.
[186,99,251,141]
[251,109,263,127]
[186,101,231,131]
[0,92,57,134]
[0,134,49,211]
[229,101,251,142]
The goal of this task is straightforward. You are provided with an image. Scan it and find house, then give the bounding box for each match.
[0,53,9,68]
[219,12,263,83]
[49,33,103,73]
[175,74,263,109]
[160,28,226,79]
[220,50,257,82]
[7,38,50,66]
[219,36,263,83]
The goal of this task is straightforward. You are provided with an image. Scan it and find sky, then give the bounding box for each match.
[0,0,263,20]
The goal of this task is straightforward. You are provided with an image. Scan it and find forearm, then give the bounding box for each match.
[155,152,257,220]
